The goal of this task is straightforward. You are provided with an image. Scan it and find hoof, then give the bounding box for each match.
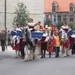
[29,59,33,61]
[24,60,29,62]
[63,55,67,57]
[67,54,70,56]
[15,56,18,58]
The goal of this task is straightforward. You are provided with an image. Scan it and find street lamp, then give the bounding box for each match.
[4,0,7,31]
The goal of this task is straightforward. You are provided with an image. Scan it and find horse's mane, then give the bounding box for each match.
[22,27,31,40]
[22,27,33,48]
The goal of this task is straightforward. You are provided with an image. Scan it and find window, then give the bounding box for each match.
[69,3,74,12]
[63,15,67,22]
[70,7,73,11]
[58,15,61,21]
[52,6,56,12]
[51,1,58,12]
[70,15,73,22]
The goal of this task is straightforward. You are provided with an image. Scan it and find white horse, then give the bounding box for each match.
[61,31,70,57]
[22,27,37,61]
[11,35,21,58]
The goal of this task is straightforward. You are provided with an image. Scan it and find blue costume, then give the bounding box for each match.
[10,28,22,51]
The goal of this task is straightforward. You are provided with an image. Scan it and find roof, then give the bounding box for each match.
[44,0,75,12]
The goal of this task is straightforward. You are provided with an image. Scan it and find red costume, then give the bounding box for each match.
[47,38,55,52]
[62,38,70,49]
[38,36,46,46]
[11,44,20,50]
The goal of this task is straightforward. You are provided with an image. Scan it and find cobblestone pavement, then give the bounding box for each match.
[0,46,75,75]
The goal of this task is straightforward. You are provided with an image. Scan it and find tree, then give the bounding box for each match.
[13,2,30,27]
[56,21,64,29]
[44,18,51,27]
[69,23,75,30]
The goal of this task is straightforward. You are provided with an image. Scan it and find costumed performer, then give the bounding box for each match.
[10,24,23,58]
[71,30,75,55]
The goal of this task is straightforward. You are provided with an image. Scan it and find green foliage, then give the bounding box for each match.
[69,23,75,30]
[44,18,51,26]
[12,2,30,27]
[56,21,64,29]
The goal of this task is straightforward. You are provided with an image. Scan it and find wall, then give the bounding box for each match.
[0,0,44,30]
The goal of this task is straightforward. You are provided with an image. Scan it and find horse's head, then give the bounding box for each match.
[11,35,20,46]
[22,27,31,42]
[61,31,68,42]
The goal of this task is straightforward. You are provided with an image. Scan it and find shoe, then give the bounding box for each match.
[44,56,45,58]
[57,55,59,57]
[21,56,24,59]
[40,57,43,58]
[55,56,57,58]
[49,55,51,58]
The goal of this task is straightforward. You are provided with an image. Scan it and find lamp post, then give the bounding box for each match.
[4,0,7,31]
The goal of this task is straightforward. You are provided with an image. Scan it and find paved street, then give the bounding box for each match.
[0,46,75,75]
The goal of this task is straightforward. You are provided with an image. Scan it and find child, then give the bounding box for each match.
[47,37,55,57]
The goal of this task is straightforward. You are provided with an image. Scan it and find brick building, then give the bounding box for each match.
[44,0,75,24]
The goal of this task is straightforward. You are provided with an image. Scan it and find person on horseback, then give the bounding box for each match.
[10,24,23,58]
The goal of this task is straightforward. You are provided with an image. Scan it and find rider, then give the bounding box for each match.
[34,21,44,31]
[61,22,73,49]
[10,24,23,58]
[16,24,25,58]
[27,18,36,32]
[61,22,69,33]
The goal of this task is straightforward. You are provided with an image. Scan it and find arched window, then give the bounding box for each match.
[69,3,74,12]
[51,1,58,12]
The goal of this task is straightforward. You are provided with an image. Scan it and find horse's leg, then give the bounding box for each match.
[38,45,41,55]
[15,50,18,58]
[63,48,69,57]
[33,45,37,59]
[24,46,29,61]
[66,47,70,56]
[18,50,21,56]
[60,46,65,55]
[29,50,33,60]
[35,44,41,55]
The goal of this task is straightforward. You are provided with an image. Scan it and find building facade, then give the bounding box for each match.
[44,0,75,24]
[0,0,44,30]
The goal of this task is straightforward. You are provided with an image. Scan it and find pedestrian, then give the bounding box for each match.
[7,30,11,45]
[0,29,6,51]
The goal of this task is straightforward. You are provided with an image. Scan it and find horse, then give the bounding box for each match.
[60,31,70,57]
[22,27,37,61]
[11,35,21,58]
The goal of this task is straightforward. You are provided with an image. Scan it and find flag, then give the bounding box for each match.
[48,15,50,20]
[43,14,46,24]
[52,15,55,25]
